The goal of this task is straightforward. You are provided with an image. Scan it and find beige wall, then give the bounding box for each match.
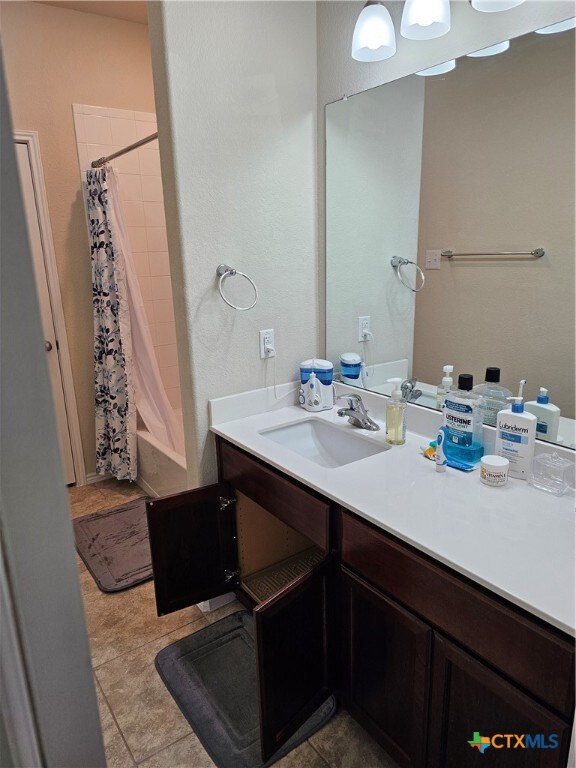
[148,1,318,488]
[0,1,156,475]
[413,32,575,417]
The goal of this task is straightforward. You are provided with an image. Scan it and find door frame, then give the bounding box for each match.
[13,130,85,486]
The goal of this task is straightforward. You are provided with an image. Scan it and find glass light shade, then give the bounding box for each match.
[401,0,451,40]
[470,0,526,12]
[415,59,456,76]
[467,40,510,57]
[351,2,397,62]
[535,17,576,34]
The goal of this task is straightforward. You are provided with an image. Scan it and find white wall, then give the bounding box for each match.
[148,1,318,487]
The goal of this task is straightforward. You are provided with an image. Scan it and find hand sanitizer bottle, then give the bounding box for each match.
[495,397,537,480]
[435,364,454,409]
[524,387,561,443]
[386,378,406,446]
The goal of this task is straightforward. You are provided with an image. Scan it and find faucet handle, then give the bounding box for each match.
[336,393,362,409]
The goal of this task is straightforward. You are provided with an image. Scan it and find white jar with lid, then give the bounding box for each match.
[480,455,509,487]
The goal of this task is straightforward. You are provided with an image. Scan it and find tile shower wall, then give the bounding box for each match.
[72,104,181,412]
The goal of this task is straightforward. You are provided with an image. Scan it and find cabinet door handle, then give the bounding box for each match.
[45,340,53,352]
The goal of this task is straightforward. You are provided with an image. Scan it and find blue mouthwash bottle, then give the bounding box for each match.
[443,373,484,464]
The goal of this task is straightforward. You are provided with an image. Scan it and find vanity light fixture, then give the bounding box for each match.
[415,59,456,76]
[351,1,397,62]
[467,40,510,57]
[401,0,451,40]
[535,17,576,34]
[470,0,526,12]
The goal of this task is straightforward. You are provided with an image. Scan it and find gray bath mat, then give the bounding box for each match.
[155,610,336,768]
[73,497,152,592]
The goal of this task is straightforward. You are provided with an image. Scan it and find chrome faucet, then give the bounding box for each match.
[336,394,380,431]
[401,378,423,403]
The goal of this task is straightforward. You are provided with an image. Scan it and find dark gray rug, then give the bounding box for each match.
[73,497,152,592]
[156,610,336,768]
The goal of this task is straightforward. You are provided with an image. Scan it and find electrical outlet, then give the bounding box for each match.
[259,329,275,359]
[425,250,441,270]
[358,316,371,342]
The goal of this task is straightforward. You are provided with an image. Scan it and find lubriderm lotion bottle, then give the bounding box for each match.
[386,378,406,445]
[495,397,537,480]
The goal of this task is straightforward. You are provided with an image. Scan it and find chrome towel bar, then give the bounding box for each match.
[441,248,545,260]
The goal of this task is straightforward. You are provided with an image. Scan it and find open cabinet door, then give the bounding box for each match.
[146,483,239,616]
[254,557,334,761]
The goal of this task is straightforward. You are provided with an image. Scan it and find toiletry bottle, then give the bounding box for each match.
[435,364,454,409]
[524,387,561,443]
[473,367,512,427]
[386,378,406,446]
[495,397,537,480]
[443,373,484,463]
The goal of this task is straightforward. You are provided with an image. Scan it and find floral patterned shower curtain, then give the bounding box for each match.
[86,167,137,480]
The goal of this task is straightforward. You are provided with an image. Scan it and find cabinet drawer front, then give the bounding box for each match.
[220,441,330,550]
[341,512,574,718]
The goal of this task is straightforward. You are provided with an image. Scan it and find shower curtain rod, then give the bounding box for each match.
[90,131,158,168]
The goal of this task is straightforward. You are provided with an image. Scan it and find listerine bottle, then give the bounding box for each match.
[443,373,484,463]
[473,367,512,427]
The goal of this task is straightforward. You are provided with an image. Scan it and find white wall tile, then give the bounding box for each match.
[110,117,137,146]
[73,113,86,143]
[86,143,115,166]
[144,300,156,325]
[83,105,108,116]
[134,110,156,122]
[154,299,175,324]
[111,148,140,175]
[76,144,90,173]
[149,251,170,276]
[144,201,166,228]
[117,173,142,202]
[127,226,148,252]
[108,107,135,120]
[139,148,161,176]
[122,201,145,227]
[148,324,160,346]
[167,388,182,411]
[146,227,168,252]
[155,344,178,369]
[141,175,164,202]
[155,322,177,347]
[150,275,173,301]
[135,120,158,141]
[84,115,113,144]
[160,365,180,390]
[138,275,152,301]
[132,252,149,276]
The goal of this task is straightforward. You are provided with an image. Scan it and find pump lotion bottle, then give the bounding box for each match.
[386,378,407,445]
[495,397,537,480]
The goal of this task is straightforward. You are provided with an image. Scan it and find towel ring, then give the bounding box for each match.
[216,264,258,311]
[390,256,425,293]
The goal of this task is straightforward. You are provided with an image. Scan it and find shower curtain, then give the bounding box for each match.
[86,166,184,481]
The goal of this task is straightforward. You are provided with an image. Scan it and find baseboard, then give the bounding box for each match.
[85,472,111,485]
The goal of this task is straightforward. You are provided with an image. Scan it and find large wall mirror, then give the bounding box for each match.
[325,26,575,448]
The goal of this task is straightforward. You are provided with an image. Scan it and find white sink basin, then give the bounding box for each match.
[260,418,390,468]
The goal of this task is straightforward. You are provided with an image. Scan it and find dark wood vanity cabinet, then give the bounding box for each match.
[145,437,574,767]
[145,439,334,761]
[340,510,575,768]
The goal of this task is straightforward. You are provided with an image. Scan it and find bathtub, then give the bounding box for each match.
[136,411,187,498]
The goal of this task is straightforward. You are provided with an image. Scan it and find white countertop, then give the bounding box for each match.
[210,385,575,635]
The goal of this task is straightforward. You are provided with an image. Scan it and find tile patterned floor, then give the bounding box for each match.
[70,480,397,768]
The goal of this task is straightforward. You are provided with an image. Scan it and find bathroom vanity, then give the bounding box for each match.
[146,389,575,767]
